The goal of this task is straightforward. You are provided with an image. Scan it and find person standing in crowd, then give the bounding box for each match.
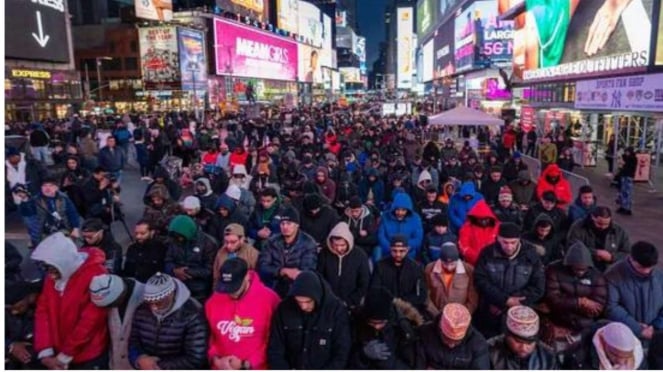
[542,241,607,352]
[129,273,208,369]
[211,223,259,288]
[605,241,663,343]
[98,136,126,184]
[370,235,427,313]
[473,223,545,339]
[417,185,448,234]
[89,274,145,370]
[458,199,500,266]
[424,242,478,317]
[487,306,558,369]
[416,303,490,369]
[508,170,536,211]
[448,181,484,233]
[142,183,180,237]
[164,215,218,302]
[605,134,617,176]
[481,166,507,205]
[258,206,318,297]
[122,220,168,282]
[522,213,564,264]
[538,136,558,170]
[524,190,568,236]
[377,192,424,260]
[31,232,109,369]
[80,218,123,274]
[568,185,597,224]
[567,206,631,272]
[317,222,370,313]
[617,146,637,215]
[536,163,572,208]
[206,258,280,370]
[267,271,351,369]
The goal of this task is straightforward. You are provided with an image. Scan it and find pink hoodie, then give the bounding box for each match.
[205,271,280,369]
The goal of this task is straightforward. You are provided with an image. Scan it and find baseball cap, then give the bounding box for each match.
[216,258,248,294]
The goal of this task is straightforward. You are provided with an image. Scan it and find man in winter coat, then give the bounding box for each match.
[474,223,545,339]
[488,306,558,369]
[98,136,125,182]
[417,186,448,234]
[143,166,182,204]
[258,207,318,297]
[165,215,218,302]
[416,303,490,369]
[424,242,478,317]
[212,224,259,288]
[605,241,663,343]
[89,274,145,370]
[31,232,109,369]
[349,287,420,369]
[267,271,351,369]
[300,193,340,247]
[568,185,597,225]
[318,222,370,313]
[370,235,427,313]
[458,199,500,266]
[314,166,337,203]
[522,213,564,265]
[129,273,208,369]
[377,192,424,259]
[536,164,572,208]
[194,177,219,211]
[206,258,280,370]
[508,170,537,211]
[524,190,569,237]
[142,183,180,236]
[567,206,631,272]
[180,196,215,234]
[344,196,379,257]
[122,220,168,282]
[422,214,457,264]
[81,218,123,274]
[208,194,249,242]
[481,166,507,205]
[448,181,484,233]
[542,241,607,352]
[247,187,283,248]
[358,167,385,207]
[492,186,523,228]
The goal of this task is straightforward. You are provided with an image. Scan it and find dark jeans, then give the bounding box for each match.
[69,353,109,370]
[606,156,614,173]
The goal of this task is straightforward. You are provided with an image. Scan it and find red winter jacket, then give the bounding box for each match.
[35,248,109,364]
[459,200,500,266]
[502,130,517,150]
[536,164,573,208]
[229,150,249,169]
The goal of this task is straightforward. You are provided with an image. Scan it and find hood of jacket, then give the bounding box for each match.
[531,213,555,234]
[389,192,415,215]
[458,181,479,199]
[31,232,88,283]
[194,177,213,197]
[417,169,432,187]
[289,271,337,310]
[365,167,380,178]
[563,241,594,268]
[326,222,355,257]
[147,183,171,201]
[153,166,171,180]
[316,166,329,180]
[232,164,248,177]
[215,194,236,213]
[168,215,198,241]
[466,199,497,221]
[541,163,562,179]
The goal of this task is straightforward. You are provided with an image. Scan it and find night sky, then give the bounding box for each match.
[358,0,387,69]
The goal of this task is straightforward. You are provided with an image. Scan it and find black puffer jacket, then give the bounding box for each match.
[267,272,351,369]
[415,322,490,370]
[129,281,208,369]
[122,236,168,282]
[488,335,558,370]
[164,230,218,302]
[370,257,427,310]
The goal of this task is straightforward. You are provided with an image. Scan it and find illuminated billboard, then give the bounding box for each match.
[320,14,334,68]
[277,0,298,34]
[139,27,180,89]
[397,7,414,89]
[298,44,323,84]
[298,0,323,47]
[135,0,173,21]
[434,19,455,79]
[417,0,437,40]
[422,39,434,82]
[215,0,268,22]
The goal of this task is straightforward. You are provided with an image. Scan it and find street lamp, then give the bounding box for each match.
[92,56,113,102]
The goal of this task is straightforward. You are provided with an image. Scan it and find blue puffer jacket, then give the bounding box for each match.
[604,259,663,338]
[567,196,596,225]
[258,231,319,297]
[377,192,424,259]
[448,182,483,233]
[358,168,385,206]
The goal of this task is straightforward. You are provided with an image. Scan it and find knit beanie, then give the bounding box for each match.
[563,241,594,267]
[144,273,176,302]
[89,274,126,307]
[288,271,322,304]
[498,186,513,203]
[363,287,393,321]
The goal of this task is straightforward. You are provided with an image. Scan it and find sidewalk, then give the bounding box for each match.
[573,161,663,249]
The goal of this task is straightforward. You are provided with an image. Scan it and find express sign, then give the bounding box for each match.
[6,0,70,62]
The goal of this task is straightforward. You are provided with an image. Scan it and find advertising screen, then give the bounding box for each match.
[331,70,341,91]
[422,40,434,82]
[336,10,347,27]
[135,0,173,21]
[397,7,414,89]
[507,0,653,81]
[178,28,207,91]
[215,0,268,22]
[454,0,513,72]
[575,73,663,112]
[340,67,361,83]
[298,0,323,47]
[439,0,462,19]
[417,0,436,39]
[320,14,334,68]
[214,18,298,81]
[6,0,70,62]
[298,44,323,84]
[355,37,366,61]
[656,5,663,65]
[277,0,298,34]
[139,27,180,89]
[434,19,455,79]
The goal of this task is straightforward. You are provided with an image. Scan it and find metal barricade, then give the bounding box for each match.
[520,154,590,202]
[520,154,542,180]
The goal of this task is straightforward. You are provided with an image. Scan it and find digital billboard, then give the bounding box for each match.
[298,0,323,47]
[454,0,513,73]
[6,0,70,62]
[506,0,653,81]
[320,14,334,68]
[422,39,434,82]
[135,0,173,21]
[434,19,455,79]
[216,0,269,22]
[340,67,361,83]
[178,28,207,92]
[439,0,462,19]
[575,73,663,112]
[417,0,437,40]
[656,5,663,65]
[214,18,298,81]
[277,0,299,34]
[298,44,323,84]
[397,7,414,89]
[139,27,180,89]
[336,10,347,27]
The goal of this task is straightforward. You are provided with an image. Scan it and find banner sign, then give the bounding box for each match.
[434,19,455,79]
[397,7,414,89]
[135,0,172,21]
[575,73,663,113]
[178,28,207,91]
[139,27,180,89]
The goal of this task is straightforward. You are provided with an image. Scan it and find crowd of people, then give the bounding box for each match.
[4,106,659,370]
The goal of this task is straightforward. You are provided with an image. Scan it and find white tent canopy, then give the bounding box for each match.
[428,105,504,127]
